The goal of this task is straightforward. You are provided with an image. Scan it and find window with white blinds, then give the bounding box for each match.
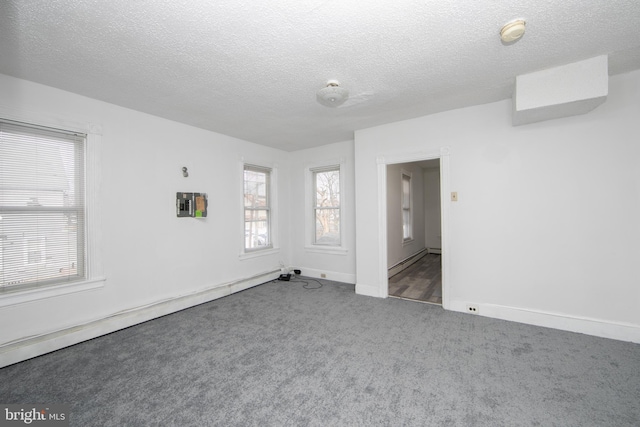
[0,119,86,290]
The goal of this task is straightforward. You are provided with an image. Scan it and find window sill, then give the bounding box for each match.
[239,247,280,260]
[0,277,106,308]
[304,246,349,256]
[402,238,415,247]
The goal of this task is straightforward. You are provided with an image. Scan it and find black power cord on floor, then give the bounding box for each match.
[273,275,324,290]
[290,277,323,290]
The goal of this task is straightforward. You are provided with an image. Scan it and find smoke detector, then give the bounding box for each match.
[316,80,349,107]
[500,19,526,43]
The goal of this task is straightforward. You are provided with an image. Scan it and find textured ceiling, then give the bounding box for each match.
[1,0,639,151]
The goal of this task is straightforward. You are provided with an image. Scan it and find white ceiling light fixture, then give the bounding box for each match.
[316,80,349,107]
[500,19,526,43]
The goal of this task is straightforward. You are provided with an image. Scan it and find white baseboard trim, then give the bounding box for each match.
[448,300,640,344]
[295,267,355,284]
[0,269,281,368]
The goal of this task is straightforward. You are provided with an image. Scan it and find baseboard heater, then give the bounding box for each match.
[388,248,429,279]
[0,268,281,368]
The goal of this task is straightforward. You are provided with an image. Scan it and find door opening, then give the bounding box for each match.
[386,159,442,304]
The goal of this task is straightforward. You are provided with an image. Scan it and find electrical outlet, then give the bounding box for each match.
[320,273,326,278]
[451,191,458,202]
[466,304,479,314]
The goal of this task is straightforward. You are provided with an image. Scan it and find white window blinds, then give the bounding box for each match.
[0,119,86,290]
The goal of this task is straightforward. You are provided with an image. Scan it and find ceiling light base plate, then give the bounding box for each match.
[501,20,526,43]
[317,80,349,107]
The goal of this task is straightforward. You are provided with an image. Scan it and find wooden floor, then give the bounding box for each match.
[388,254,442,304]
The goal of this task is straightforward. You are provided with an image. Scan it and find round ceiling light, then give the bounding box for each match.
[500,19,526,43]
[316,80,349,107]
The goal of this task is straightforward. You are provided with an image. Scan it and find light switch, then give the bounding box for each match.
[451,191,458,201]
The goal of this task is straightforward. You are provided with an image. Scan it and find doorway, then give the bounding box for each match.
[386,159,442,304]
[370,146,451,310]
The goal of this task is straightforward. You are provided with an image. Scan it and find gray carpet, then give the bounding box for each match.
[1,278,639,426]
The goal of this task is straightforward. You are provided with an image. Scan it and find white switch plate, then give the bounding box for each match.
[451,191,458,201]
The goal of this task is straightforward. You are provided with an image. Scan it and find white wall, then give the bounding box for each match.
[354,70,640,343]
[423,166,441,249]
[0,74,291,363]
[386,162,426,267]
[288,140,356,283]
[2,66,639,366]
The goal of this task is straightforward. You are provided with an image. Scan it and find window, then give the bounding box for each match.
[0,119,86,290]
[402,172,412,241]
[313,166,340,246]
[243,165,271,251]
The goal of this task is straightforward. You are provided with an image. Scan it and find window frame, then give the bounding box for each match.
[0,119,86,290]
[241,163,277,256]
[0,114,104,308]
[312,165,341,247]
[304,159,347,255]
[401,170,413,243]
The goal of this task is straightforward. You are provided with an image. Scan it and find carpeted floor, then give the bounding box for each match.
[1,278,639,426]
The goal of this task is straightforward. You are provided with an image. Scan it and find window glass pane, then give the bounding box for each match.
[315,170,340,208]
[0,130,80,208]
[315,208,340,245]
[244,168,268,208]
[402,175,410,209]
[243,165,271,251]
[312,167,341,246]
[0,212,83,287]
[403,210,411,240]
[402,174,412,240]
[244,209,270,249]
